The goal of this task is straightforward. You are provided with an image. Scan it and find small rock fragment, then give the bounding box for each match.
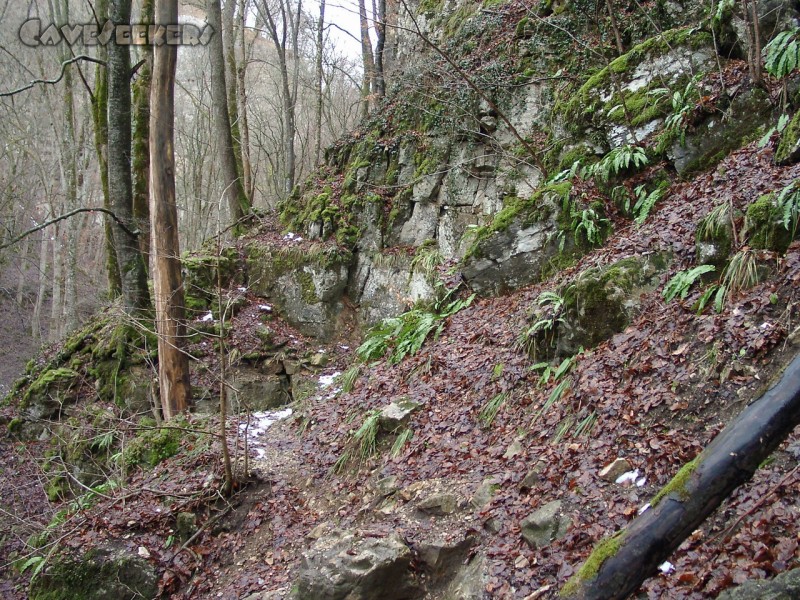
[599,458,632,482]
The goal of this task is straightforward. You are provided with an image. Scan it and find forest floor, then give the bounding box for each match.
[1,141,800,599]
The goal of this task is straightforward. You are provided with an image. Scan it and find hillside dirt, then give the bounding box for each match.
[2,140,800,599]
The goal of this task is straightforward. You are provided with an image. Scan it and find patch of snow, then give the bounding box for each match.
[636,476,647,487]
[319,371,342,388]
[659,561,675,574]
[638,502,651,515]
[201,312,214,322]
[238,287,247,292]
[259,304,272,312]
[241,408,293,459]
[616,469,640,484]
[339,345,350,350]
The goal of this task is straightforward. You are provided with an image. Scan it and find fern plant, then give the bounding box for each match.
[588,145,649,182]
[764,28,800,79]
[775,179,800,237]
[632,184,666,224]
[663,265,716,302]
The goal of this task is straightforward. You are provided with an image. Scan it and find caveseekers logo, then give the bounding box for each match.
[18,19,214,47]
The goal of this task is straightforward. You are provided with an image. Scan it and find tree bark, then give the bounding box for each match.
[562,352,800,600]
[236,0,254,201]
[358,0,375,116]
[208,0,249,223]
[373,0,386,99]
[132,0,154,268]
[108,0,150,312]
[150,0,191,420]
[90,14,123,298]
[314,0,325,166]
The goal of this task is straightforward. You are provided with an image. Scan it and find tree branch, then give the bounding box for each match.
[0,55,106,98]
[0,207,138,251]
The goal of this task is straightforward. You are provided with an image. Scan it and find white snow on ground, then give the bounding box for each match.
[241,408,293,458]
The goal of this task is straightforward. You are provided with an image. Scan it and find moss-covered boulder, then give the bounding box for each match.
[21,368,80,421]
[461,183,571,295]
[775,109,800,166]
[669,88,774,176]
[556,254,670,356]
[29,543,157,600]
[246,243,353,340]
[562,27,716,150]
[182,244,242,315]
[745,193,796,253]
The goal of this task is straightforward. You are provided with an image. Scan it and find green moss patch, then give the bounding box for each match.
[561,530,625,596]
[651,456,699,507]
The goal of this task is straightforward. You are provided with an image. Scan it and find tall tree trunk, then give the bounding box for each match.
[208,0,249,224]
[314,0,325,166]
[91,19,123,298]
[132,0,154,268]
[150,0,191,420]
[32,232,48,342]
[237,0,254,201]
[108,0,150,313]
[373,0,386,99]
[358,0,375,116]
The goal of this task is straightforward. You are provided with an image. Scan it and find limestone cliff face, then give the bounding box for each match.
[249,0,797,338]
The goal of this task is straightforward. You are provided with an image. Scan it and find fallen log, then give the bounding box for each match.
[562,351,800,600]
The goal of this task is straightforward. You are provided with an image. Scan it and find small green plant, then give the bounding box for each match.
[775,179,800,237]
[587,145,649,182]
[357,288,475,365]
[354,409,381,460]
[758,114,790,148]
[339,365,361,393]
[479,391,509,427]
[517,290,566,358]
[660,77,700,147]
[410,243,444,280]
[764,28,800,79]
[697,203,735,241]
[694,248,760,313]
[662,265,716,302]
[572,206,609,246]
[631,184,666,224]
[391,428,413,457]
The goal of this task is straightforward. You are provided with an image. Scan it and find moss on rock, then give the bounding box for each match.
[776,110,800,165]
[746,194,794,253]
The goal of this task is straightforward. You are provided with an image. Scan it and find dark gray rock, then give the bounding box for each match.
[294,530,419,600]
[520,500,569,549]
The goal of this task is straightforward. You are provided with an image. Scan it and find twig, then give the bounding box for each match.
[0,207,138,251]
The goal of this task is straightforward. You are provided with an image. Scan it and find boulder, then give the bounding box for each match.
[379,398,421,432]
[520,500,570,549]
[230,368,291,413]
[417,492,459,516]
[294,530,420,600]
[29,543,157,600]
[553,254,669,357]
[599,458,633,482]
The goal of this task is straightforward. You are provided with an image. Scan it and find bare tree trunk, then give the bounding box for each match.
[373,0,386,99]
[49,228,64,341]
[562,353,800,599]
[32,233,48,342]
[132,0,154,267]
[15,235,30,306]
[605,0,624,55]
[314,0,325,166]
[91,36,123,298]
[150,0,191,420]
[208,0,249,223]
[108,0,150,313]
[358,0,375,116]
[236,0,253,201]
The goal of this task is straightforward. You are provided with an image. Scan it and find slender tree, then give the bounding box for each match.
[208,0,249,222]
[132,0,154,265]
[358,0,375,115]
[108,0,150,312]
[150,0,191,419]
